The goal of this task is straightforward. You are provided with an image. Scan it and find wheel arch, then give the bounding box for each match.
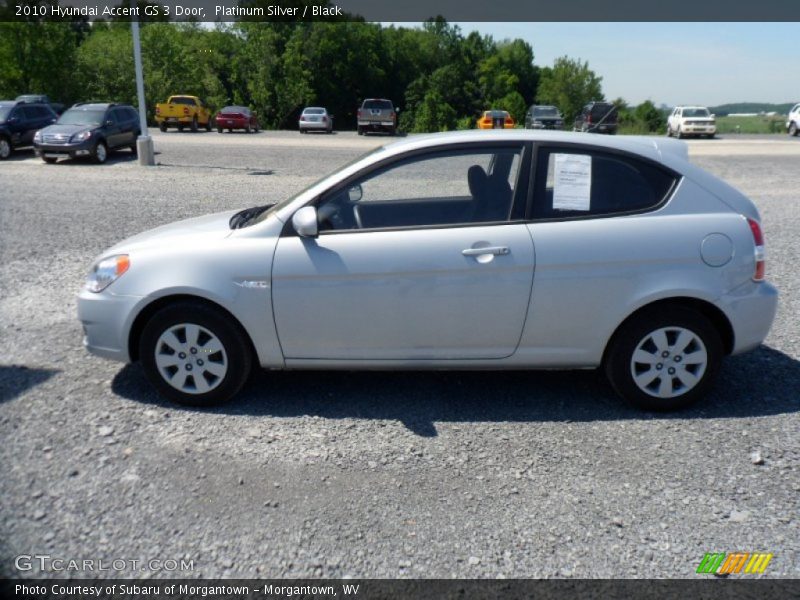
[127,294,258,363]
[602,297,735,366]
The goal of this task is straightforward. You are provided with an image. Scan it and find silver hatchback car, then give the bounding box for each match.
[78,131,777,411]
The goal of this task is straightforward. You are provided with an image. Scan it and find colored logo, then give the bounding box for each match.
[696,552,773,575]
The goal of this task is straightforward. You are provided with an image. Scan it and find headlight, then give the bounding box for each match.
[71,130,92,142]
[33,130,42,142]
[85,255,130,293]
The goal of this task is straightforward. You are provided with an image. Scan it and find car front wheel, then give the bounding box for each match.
[0,137,11,159]
[604,307,722,411]
[92,141,108,164]
[789,122,798,136]
[139,302,253,407]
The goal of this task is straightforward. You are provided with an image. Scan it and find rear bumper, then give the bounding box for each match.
[358,121,394,130]
[157,117,193,125]
[300,121,331,130]
[719,280,778,355]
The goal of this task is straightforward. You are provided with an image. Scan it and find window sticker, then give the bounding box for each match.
[552,153,592,211]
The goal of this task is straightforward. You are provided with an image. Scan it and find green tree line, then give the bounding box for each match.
[0,13,666,134]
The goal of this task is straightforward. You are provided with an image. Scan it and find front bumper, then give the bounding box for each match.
[719,280,778,355]
[682,125,716,135]
[77,288,144,363]
[34,140,93,158]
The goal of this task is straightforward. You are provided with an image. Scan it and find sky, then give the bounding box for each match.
[448,22,798,107]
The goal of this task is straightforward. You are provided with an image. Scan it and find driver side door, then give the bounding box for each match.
[271,143,536,361]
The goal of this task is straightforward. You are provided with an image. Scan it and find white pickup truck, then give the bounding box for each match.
[787,103,800,136]
[667,106,716,139]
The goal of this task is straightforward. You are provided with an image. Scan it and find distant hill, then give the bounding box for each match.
[708,102,794,116]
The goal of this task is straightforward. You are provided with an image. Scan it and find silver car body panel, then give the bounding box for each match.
[78,130,778,371]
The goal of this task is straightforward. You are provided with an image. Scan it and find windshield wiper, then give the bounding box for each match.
[229,204,276,229]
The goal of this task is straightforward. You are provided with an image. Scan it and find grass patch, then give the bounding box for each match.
[715,115,786,134]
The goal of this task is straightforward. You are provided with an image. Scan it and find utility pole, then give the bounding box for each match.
[132,20,155,165]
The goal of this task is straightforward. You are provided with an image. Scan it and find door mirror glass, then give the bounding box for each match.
[292,206,319,237]
[347,184,363,202]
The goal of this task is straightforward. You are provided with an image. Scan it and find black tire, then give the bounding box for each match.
[676,128,684,139]
[42,156,58,164]
[159,122,167,132]
[0,136,11,160]
[92,140,108,164]
[789,122,798,137]
[191,116,198,133]
[217,127,223,134]
[130,144,137,155]
[178,125,184,132]
[604,307,723,411]
[706,133,715,139]
[357,127,363,135]
[139,301,253,407]
[205,118,212,132]
[389,127,397,136]
[245,123,252,134]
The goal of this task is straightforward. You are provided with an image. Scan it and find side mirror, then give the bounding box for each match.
[347,184,363,202]
[292,206,318,238]
[710,114,716,119]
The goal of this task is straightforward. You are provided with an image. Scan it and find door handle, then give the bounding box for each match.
[462,246,510,257]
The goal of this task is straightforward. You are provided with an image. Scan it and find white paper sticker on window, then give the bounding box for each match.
[552,153,591,211]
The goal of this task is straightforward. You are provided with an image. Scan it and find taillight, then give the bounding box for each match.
[357,109,362,118]
[300,115,305,121]
[321,116,327,122]
[586,114,592,124]
[747,217,765,281]
[183,107,189,116]
[389,111,395,120]
[155,106,160,115]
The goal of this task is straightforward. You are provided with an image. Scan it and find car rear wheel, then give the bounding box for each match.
[604,307,722,411]
[139,302,253,407]
[666,126,673,137]
[217,126,223,133]
[42,156,58,164]
[205,119,212,132]
[159,122,167,132]
[92,141,108,164]
[191,116,198,132]
[245,124,252,133]
[789,122,798,136]
[0,137,11,159]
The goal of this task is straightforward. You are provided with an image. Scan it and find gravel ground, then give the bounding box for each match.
[1,131,798,579]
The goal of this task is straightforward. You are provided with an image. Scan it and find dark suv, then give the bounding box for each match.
[573,102,618,134]
[357,99,398,135]
[34,103,140,164]
[524,105,564,130]
[0,101,58,160]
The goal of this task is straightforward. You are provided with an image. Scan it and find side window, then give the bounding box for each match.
[105,110,119,125]
[21,106,39,121]
[316,146,524,232]
[532,147,677,219]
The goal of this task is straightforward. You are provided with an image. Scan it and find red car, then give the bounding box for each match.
[214,106,260,133]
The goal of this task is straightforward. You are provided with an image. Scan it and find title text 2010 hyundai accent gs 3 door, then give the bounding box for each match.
[77,130,777,411]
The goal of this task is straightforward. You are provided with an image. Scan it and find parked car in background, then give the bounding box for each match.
[357,99,398,135]
[477,110,515,129]
[524,105,564,130]
[155,95,212,132]
[76,130,777,411]
[33,103,140,164]
[667,106,716,139]
[0,100,57,160]
[299,107,333,133]
[786,103,800,136]
[214,106,259,133]
[15,94,65,115]
[573,102,618,134]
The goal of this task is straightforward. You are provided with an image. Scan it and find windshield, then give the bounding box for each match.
[0,106,12,121]
[534,106,560,117]
[251,146,387,226]
[58,109,105,126]
[683,108,710,118]
[304,108,325,115]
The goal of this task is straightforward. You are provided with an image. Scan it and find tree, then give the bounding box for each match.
[536,56,603,123]
[634,100,665,133]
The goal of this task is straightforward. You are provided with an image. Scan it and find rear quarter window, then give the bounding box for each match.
[532,147,678,219]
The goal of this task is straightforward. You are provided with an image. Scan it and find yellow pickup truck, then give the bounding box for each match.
[155,95,212,132]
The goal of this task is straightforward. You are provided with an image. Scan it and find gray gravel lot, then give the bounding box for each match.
[1,131,798,579]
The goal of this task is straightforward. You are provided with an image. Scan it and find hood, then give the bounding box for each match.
[105,210,237,254]
[41,123,96,136]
